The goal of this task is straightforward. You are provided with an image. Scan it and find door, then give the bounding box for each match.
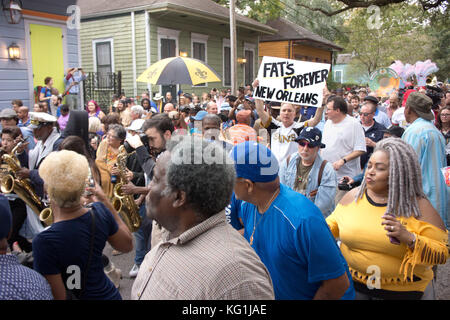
[160,38,177,101]
[29,24,65,96]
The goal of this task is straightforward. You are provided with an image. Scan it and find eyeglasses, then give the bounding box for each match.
[360,112,373,117]
[440,114,450,118]
[297,141,311,147]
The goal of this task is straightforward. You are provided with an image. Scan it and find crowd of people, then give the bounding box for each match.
[0,74,449,300]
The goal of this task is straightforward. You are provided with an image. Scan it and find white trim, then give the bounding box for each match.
[191,32,208,88]
[92,38,115,73]
[24,17,68,106]
[145,11,152,96]
[131,11,137,98]
[222,38,231,87]
[157,27,179,96]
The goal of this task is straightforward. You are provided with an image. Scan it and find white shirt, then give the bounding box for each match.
[268,118,305,164]
[391,107,409,129]
[321,115,366,179]
[374,109,391,128]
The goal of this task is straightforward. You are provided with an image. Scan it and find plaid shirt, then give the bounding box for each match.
[0,254,53,300]
[131,211,274,300]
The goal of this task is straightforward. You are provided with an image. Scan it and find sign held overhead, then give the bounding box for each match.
[254,56,330,108]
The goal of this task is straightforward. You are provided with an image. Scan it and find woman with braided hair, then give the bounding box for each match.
[326,137,448,300]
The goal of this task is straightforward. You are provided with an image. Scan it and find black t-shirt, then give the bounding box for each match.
[32,202,121,300]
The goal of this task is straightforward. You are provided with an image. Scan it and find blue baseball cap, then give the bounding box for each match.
[294,127,326,148]
[231,141,279,182]
[0,195,12,239]
[193,110,208,121]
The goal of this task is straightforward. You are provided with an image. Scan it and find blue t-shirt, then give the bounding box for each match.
[32,202,121,300]
[225,192,244,230]
[238,184,354,300]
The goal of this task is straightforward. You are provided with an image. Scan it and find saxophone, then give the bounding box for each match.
[1,141,46,218]
[111,145,141,232]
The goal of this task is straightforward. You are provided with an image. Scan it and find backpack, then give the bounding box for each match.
[34,86,50,103]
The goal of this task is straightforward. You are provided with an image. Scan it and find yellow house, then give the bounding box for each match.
[259,18,342,64]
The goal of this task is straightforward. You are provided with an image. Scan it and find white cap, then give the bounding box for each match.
[28,112,57,129]
[126,119,145,132]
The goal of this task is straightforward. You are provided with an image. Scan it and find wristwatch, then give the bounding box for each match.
[342,158,347,164]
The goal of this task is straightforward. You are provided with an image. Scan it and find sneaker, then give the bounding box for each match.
[129,264,139,278]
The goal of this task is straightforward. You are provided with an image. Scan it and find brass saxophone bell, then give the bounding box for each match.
[111,196,122,213]
[39,208,53,226]
[0,174,14,193]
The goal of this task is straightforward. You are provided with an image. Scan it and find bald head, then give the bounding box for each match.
[17,106,29,121]
[164,103,175,113]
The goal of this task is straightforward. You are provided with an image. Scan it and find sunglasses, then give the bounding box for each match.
[297,140,311,147]
[359,112,373,116]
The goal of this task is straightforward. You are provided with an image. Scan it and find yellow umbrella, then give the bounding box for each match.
[137,57,221,85]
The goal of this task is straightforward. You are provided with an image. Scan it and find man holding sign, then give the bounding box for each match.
[252,57,329,163]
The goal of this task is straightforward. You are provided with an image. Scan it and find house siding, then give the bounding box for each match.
[81,11,260,102]
[0,0,80,110]
[0,13,29,110]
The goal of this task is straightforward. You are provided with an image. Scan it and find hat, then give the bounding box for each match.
[382,125,405,138]
[0,195,12,239]
[153,93,163,101]
[192,110,208,121]
[0,108,17,119]
[363,96,379,105]
[245,96,255,103]
[220,102,231,111]
[28,112,57,129]
[126,119,145,132]
[236,110,251,123]
[406,92,434,121]
[295,127,326,148]
[231,141,279,183]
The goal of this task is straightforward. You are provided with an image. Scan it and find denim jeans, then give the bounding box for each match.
[134,203,153,266]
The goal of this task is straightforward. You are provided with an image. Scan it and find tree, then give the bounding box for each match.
[338,4,434,78]
[295,0,448,17]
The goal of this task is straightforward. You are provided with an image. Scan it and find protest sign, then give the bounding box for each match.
[254,56,330,108]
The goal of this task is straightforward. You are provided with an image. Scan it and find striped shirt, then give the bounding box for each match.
[131,211,275,300]
[402,117,449,229]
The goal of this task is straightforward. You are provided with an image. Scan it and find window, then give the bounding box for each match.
[334,70,343,83]
[244,49,254,86]
[93,38,114,89]
[191,33,208,87]
[223,46,231,87]
[157,27,180,100]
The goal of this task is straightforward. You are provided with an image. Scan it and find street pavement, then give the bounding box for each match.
[105,235,450,300]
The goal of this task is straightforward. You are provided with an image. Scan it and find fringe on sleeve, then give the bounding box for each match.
[399,233,449,282]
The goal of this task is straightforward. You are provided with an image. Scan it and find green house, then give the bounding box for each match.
[78,0,276,108]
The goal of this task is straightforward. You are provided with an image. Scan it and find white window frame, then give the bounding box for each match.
[223,38,231,88]
[191,32,208,87]
[243,42,256,87]
[92,38,114,90]
[157,27,180,95]
[334,70,343,83]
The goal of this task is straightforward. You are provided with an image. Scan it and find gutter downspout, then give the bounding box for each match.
[131,11,137,98]
[145,10,152,97]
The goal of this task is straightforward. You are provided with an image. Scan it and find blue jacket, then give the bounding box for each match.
[279,152,337,217]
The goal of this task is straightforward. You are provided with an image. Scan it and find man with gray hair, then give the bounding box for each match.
[131,136,275,299]
[130,105,144,121]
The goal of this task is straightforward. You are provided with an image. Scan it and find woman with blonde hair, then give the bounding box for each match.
[326,137,448,300]
[32,150,133,300]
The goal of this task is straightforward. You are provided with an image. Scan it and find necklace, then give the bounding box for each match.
[249,188,280,245]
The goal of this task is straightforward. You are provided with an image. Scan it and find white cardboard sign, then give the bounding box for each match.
[254,56,330,108]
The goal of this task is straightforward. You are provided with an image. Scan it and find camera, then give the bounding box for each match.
[338,177,356,191]
[123,133,149,153]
